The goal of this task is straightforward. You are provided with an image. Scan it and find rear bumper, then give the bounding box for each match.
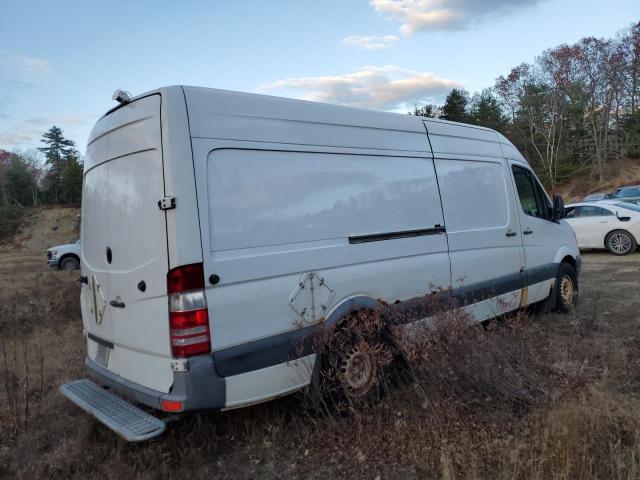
[85,354,226,412]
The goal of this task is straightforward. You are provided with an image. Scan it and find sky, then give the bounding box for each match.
[1,0,639,156]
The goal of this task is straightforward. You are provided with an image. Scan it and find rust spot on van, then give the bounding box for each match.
[519,286,528,308]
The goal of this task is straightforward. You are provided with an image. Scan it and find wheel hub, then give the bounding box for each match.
[339,348,377,398]
[559,275,574,305]
[610,233,631,254]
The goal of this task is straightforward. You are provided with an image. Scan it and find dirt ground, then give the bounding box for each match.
[1,225,640,478]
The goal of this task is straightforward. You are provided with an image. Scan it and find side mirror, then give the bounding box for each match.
[552,194,565,221]
[616,211,631,222]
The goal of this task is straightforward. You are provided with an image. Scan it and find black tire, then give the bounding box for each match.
[605,230,637,256]
[59,256,80,271]
[555,262,578,312]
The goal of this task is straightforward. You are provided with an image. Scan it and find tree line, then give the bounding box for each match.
[413,21,640,188]
[0,126,82,238]
[0,126,83,209]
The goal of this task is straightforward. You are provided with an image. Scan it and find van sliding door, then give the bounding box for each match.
[434,158,525,315]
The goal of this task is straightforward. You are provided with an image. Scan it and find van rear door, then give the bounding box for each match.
[81,94,174,393]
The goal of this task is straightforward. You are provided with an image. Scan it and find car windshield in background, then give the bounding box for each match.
[614,187,640,198]
[584,193,606,201]
[614,202,640,212]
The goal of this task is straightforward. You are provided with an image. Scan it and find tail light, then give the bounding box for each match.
[167,263,211,358]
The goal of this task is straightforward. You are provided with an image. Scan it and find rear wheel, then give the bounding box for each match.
[555,262,578,312]
[311,311,393,412]
[605,230,636,256]
[60,256,80,271]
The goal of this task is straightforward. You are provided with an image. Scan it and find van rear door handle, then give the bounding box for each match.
[523,229,533,235]
[110,300,125,308]
[506,230,517,237]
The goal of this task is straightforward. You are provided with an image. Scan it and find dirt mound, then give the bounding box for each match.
[556,158,640,202]
[7,206,80,253]
[0,206,80,310]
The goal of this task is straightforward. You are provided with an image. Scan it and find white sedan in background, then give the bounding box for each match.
[565,201,640,255]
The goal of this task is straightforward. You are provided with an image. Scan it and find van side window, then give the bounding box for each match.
[512,166,547,219]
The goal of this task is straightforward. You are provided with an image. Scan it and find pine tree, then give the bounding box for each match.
[60,150,84,204]
[412,104,442,118]
[38,126,76,204]
[469,89,508,133]
[441,89,470,123]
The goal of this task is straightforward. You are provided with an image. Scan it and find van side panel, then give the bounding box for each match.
[195,145,450,352]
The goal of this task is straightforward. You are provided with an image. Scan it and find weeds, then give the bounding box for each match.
[2,257,640,479]
[0,335,45,436]
[400,309,544,413]
[0,271,80,337]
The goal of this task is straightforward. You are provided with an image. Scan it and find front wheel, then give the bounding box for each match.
[605,230,637,256]
[555,262,578,312]
[60,256,80,271]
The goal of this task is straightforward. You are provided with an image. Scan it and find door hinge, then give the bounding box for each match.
[158,196,176,210]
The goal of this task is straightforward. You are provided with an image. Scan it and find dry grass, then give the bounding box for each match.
[1,258,640,479]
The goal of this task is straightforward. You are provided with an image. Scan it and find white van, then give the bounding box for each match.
[61,86,580,441]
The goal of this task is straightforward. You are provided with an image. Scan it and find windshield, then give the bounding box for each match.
[614,187,640,198]
[614,202,640,213]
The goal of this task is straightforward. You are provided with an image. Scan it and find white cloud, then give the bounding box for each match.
[342,34,399,50]
[261,65,462,111]
[370,0,542,34]
[0,124,45,147]
[0,114,94,151]
[20,56,51,71]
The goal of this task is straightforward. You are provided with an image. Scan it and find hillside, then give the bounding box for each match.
[0,206,80,292]
[2,206,80,252]
[555,158,640,202]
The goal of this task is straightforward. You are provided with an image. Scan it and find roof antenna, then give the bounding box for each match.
[112,89,132,105]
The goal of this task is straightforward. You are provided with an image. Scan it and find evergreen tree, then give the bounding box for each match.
[38,126,75,203]
[441,89,470,122]
[412,104,442,118]
[60,150,84,204]
[469,89,508,133]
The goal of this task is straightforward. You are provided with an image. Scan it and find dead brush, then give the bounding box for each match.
[303,290,546,417]
[0,271,80,337]
[378,290,548,413]
[304,307,395,415]
[0,334,45,437]
[398,304,544,413]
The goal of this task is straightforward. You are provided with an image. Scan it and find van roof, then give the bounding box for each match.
[94,85,528,164]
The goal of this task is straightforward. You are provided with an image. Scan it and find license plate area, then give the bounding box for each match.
[95,343,111,368]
